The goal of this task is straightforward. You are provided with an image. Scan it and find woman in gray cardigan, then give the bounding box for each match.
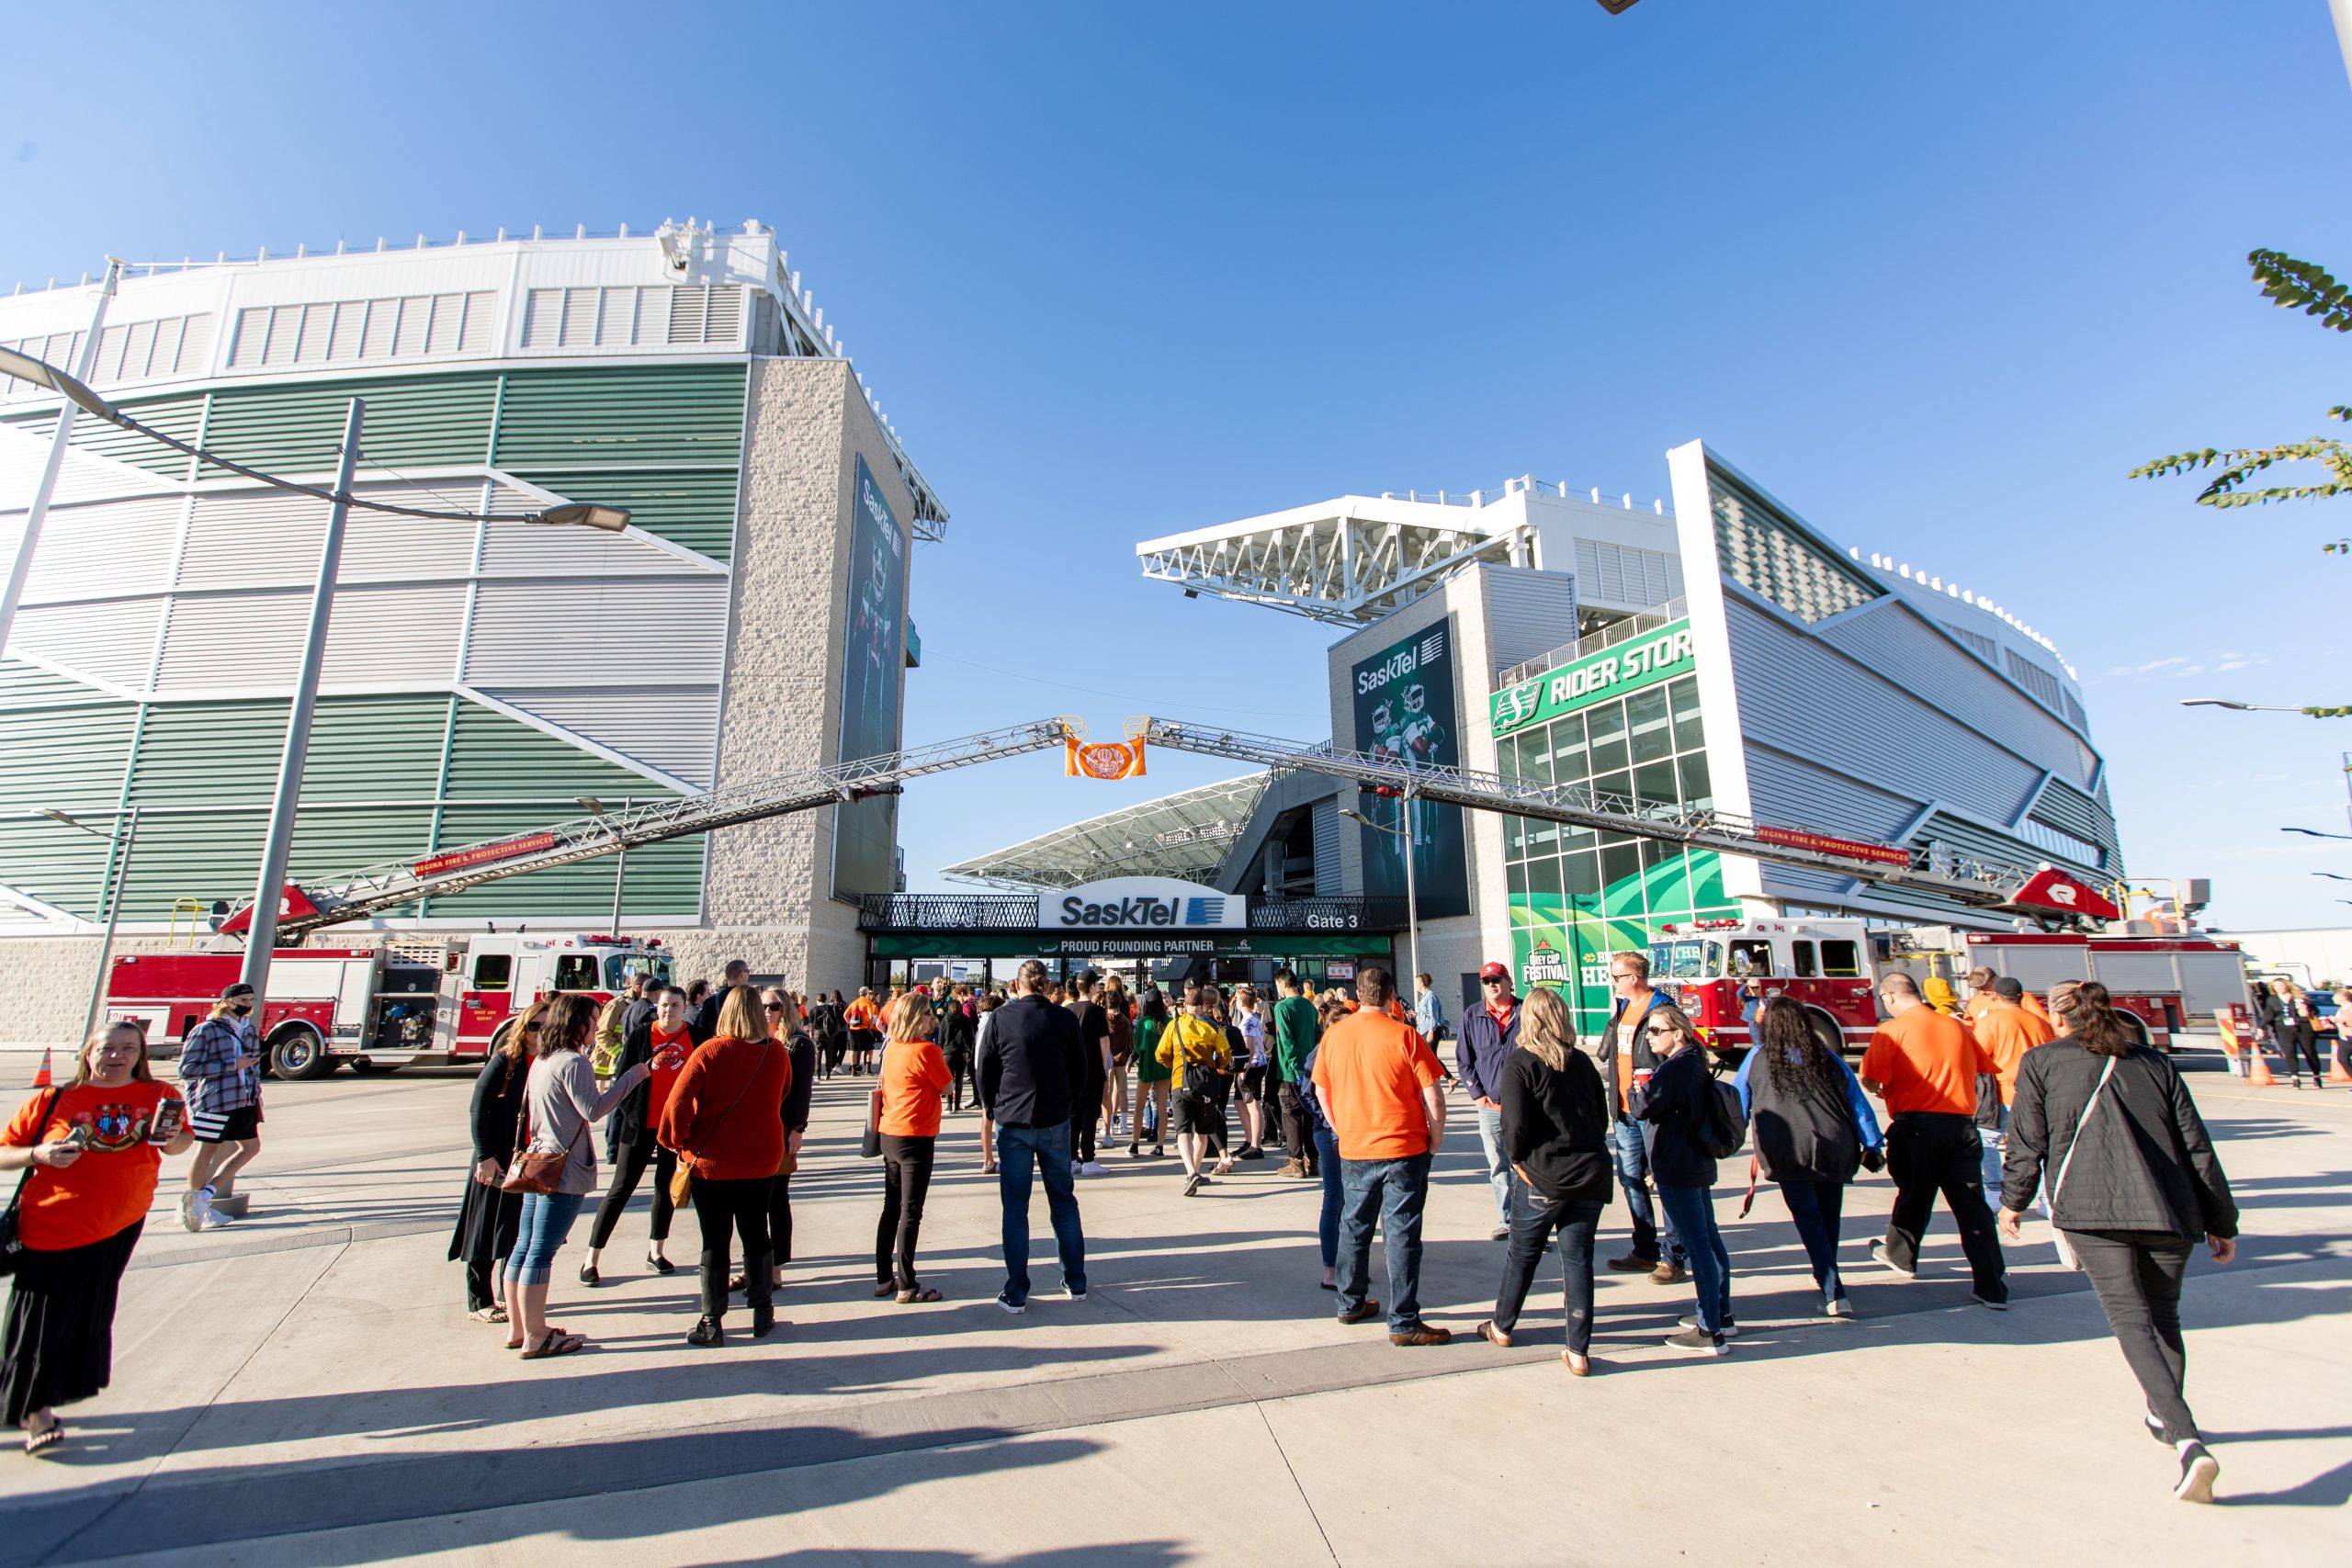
[505,993,648,1358]
[1999,981,2237,1505]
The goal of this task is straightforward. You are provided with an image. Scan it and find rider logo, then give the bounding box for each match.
[1521,940,1569,987]
[1494,679,1543,732]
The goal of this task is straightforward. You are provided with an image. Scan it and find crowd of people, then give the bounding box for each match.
[0,949,2247,1505]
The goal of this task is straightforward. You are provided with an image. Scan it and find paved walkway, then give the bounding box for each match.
[0,1054,2345,1564]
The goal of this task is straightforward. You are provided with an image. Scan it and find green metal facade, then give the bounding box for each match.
[0,362,749,926]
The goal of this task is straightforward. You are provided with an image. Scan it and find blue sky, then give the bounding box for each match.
[6,1,2350,931]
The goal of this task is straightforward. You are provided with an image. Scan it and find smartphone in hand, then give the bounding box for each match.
[149,1099,186,1145]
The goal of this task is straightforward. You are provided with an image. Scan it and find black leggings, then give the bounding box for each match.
[587,1139,675,1250]
[1075,1100,1101,1164]
[769,1162,797,1266]
[690,1175,772,1317]
[876,1134,936,1292]
[946,1055,973,1112]
[2278,1024,2324,1080]
[2068,1229,2198,1441]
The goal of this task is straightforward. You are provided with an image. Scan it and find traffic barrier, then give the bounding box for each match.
[27,1046,51,1089]
[2213,1014,2246,1077]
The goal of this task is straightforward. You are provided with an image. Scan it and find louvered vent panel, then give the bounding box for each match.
[155,591,311,691]
[320,582,467,687]
[179,491,331,590]
[464,579,727,687]
[21,494,181,601]
[481,687,719,788]
[10,598,162,689]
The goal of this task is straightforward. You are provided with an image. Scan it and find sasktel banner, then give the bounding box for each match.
[1048,876,1247,930]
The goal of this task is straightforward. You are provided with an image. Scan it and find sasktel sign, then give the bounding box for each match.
[1050,877,1247,931]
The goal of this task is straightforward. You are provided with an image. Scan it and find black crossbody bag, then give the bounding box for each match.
[0,1088,64,1277]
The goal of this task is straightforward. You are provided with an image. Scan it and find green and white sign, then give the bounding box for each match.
[1489,619,1694,738]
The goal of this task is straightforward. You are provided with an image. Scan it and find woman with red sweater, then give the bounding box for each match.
[876,990,952,1303]
[658,985,789,1347]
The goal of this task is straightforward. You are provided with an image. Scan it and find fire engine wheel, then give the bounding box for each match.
[1808,1012,1848,1058]
[268,1028,334,1081]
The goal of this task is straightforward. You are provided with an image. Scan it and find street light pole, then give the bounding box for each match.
[237,400,363,999]
[610,798,630,936]
[0,260,120,661]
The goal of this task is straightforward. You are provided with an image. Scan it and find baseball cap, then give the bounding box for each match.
[1991,976,2024,1000]
[1479,962,1510,982]
[221,982,256,1001]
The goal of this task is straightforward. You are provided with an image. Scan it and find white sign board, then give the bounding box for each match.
[1048,876,1246,931]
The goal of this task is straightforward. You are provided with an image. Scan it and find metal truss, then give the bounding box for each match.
[1135,498,1531,626]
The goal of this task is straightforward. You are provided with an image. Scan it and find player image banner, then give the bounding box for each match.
[831,455,909,898]
[1351,615,1469,919]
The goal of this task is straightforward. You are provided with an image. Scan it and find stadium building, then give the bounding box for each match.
[959,446,2120,1035]
[0,221,938,1040]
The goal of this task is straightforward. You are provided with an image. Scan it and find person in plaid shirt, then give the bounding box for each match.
[179,983,264,1231]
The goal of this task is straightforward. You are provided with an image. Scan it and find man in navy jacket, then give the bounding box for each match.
[1455,962,1527,1240]
[976,960,1089,1312]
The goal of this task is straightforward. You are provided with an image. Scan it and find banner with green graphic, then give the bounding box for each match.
[1489,615,1731,1034]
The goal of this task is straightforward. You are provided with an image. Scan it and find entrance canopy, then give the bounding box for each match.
[941,775,1272,890]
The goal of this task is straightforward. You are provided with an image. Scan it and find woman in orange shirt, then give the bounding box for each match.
[1,1021,192,1453]
[875,991,951,1303]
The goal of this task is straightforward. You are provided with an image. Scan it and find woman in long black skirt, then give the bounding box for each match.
[2,1021,193,1453]
[449,999,539,1321]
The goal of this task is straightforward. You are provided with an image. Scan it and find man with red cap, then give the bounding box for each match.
[1455,962,1527,1241]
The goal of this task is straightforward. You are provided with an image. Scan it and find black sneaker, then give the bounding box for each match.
[686,1315,723,1348]
[995,1291,1026,1315]
[578,1263,601,1287]
[1971,1291,2008,1311]
[751,1304,776,1338]
[1663,1327,1728,1356]
[2174,1441,2219,1504]
[1678,1314,1739,1338]
[1238,1146,1265,1161]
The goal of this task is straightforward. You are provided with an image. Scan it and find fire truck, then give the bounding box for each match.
[101,932,673,1079]
[1645,916,2252,1055]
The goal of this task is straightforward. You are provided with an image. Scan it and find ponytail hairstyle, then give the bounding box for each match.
[2053,979,2135,1058]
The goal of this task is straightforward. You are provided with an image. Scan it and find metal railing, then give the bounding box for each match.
[1498,598,1690,688]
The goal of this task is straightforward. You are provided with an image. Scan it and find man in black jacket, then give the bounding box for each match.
[1456,961,1528,1242]
[691,959,750,1043]
[977,960,1089,1313]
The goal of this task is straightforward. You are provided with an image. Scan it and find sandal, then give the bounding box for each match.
[23,1417,62,1454]
[728,1274,749,1293]
[896,1286,944,1303]
[1563,1351,1592,1377]
[470,1305,509,1324]
[1476,1320,1513,1348]
[519,1331,585,1359]
[982,1162,999,1175]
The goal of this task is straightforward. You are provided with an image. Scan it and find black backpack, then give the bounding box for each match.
[1701,1067,1748,1160]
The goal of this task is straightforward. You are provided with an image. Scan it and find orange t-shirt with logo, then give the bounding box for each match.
[1972,1003,2055,1106]
[1312,1012,1444,1161]
[878,1038,951,1138]
[1860,1006,1996,1117]
[4,1079,183,1250]
[645,1023,695,1127]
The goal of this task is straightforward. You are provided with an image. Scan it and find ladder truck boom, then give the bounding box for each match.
[267,719,1077,936]
[1140,719,2089,918]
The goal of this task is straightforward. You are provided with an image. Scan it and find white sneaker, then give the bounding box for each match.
[179,1190,203,1233]
[198,1195,232,1228]
[1081,1161,1105,1176]
[1069,1160,1084,1177]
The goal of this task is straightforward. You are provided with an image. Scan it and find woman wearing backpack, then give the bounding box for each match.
[1637,1003,1733,1355]
[1735,997,1883,1319]
[1156,989,1232,1197]
[1474,987,1612,1375]
[1998,982,2238,1504]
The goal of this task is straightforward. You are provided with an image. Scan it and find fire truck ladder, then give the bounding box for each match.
[1140,719,2040,911]
[270,719,1078,937]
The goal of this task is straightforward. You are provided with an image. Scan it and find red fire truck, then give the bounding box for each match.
[1645,917,2251,1055]
[101,932,673,1079]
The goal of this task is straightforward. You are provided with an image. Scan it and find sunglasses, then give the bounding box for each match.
[763,1002,785,1013]
[1482,976,1510,986]
[1644,1024,1679,1036]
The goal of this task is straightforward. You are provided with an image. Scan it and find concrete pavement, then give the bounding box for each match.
[0,1051,2345,1564]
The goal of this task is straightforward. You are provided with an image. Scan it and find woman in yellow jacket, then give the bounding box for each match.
[1157,994,1233,1197]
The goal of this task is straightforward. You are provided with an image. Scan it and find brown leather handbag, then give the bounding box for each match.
[500,1108,584,1195]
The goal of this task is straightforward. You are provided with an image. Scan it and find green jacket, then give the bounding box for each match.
[1272,995,1320,1082]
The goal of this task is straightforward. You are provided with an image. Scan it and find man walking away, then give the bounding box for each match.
[1067,979,1111,1174]
[1272,970,1321,1178]
[1314,965,1450,1347]
[692,960,750,1043]
[1972,977,2054,1196]
[1861,973,2008,1307]
[1594,952,1685,1283]
[1456,961,1528,1241]
[976,960,1089,1312]
[181,982,265,1229]
[844,987,884,1075]
[940,984,978,1112]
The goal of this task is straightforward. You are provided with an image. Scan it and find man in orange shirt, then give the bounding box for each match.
[1972,976,2055,1196]
[1312,964,1450,1347]
[1860,973,2007,1306]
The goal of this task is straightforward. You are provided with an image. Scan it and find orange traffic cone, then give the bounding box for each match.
[2329,1044,2352,1086]
[28,1047,51,1089]
[2245,1040,2278,1087]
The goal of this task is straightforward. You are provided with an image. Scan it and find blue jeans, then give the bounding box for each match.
[503,1190,585,1288]
[1474,1106,1526,1227]
[1315,1122,1342,1269]
[1979,1104,2007,1193]
[1337,1152,1432,1332]
[1776,1178,1848,1303]
[1493,1196,1604,1353]
[1655,1183,1732,1334]
[1611,1115,1682,1264]
[997,1121,1086,1304]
